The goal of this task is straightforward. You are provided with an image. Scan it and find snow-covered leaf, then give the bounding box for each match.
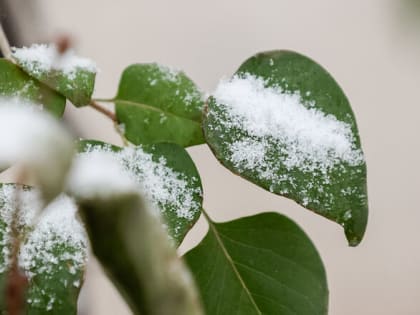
[115,63,205,147]
[69,154,203,315]
[0,59,65,116]
[185,212,328,315]
[12,44,97,107]
[0,184,87,314]
[75,140,203,245]
[0,99,75,202]
[204,51,368,245]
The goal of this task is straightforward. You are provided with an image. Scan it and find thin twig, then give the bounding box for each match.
[89,100,117,122]
[92,98,115,103]
[0,22,13,60]
[89,100,130,146]
[6,172,28,315]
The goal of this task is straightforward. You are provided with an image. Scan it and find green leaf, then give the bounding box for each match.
[115,63,205,147]
[185,212,328,315]
[76,186,203,315]
[78,139,203,245]
[0,59,65,116]
[203,50,368,245]
[12,45,96,106]
[0,184,87,314]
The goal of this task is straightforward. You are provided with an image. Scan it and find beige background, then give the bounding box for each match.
[10,0,420,314]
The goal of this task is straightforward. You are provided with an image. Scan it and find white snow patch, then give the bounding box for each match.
[73,144,201,223]
[0,98,74,199]
[19,195,87,278]
[12,43,97,79]
[0,99,67,166]
[67,151,138,199]
[212,74,363,173]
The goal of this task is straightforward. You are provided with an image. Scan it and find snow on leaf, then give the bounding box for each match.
[212,74,364,174]
[12,43,97,106]
[204,50,368,245]
[0,184,87,313]
[72,141,203,245]
[12,44,97,79]
[0,98,74,202]
[67,150,138,200]
[115,63,205,147]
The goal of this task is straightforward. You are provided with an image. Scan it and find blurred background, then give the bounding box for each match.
[1,0,420,314]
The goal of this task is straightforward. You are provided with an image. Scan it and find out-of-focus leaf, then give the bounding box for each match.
[67,153,203,315]
[0,59,65,116]
[12,44,96,106]
[0,184,87,314]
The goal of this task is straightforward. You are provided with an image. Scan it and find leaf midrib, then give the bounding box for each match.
[114,98,200,124]
[203,210,262,315]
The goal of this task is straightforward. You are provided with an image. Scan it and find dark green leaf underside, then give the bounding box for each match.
[78,139,203,245]
[203,50,368,245]
[0,59,65,116]
[115,63,205,147]
[185,212,328,315]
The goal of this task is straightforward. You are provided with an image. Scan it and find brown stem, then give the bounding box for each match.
[6,183,28,315]
[89,100,117,122]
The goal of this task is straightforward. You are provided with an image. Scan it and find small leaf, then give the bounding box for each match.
[12,44,97,106]
[0,184,88,314]
[115,63,205,147]
[0,59,65,116]
[77,140,203,245]
[204,50,368,245]
[68,156,203,315]
[185,212,328,315]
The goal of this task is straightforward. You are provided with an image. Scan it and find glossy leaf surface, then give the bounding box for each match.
[185,212,328,315]
[115,63,205,147]
[203,50,368,245]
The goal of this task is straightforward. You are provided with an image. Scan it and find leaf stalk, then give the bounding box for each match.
[89,100,117,121]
